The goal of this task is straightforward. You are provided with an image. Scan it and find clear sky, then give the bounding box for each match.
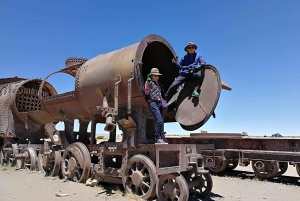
[1,0,299,136]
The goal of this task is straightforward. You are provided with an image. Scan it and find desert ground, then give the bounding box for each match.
[0,164,299,201]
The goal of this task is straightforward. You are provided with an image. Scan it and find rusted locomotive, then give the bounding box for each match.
[0,34,231,201]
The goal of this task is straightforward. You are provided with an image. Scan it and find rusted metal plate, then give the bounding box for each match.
[221,80,231,91]
[175,65,222,130]
[190,133,243,138]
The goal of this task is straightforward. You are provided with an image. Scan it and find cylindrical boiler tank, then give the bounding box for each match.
[76,34,178,113]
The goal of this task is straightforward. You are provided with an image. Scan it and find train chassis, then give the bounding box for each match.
[0,137,215,201]
[172,133,300,179]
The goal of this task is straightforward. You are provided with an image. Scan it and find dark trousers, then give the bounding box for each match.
[165,73,201,102]
[149,101,164,140]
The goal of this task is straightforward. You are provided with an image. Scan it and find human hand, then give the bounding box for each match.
[172,58,177,63]
[200,62,206,67]
[147,74,151,82]
[188,67,194,74]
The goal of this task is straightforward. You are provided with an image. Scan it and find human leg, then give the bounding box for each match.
[191,72,202,97]
[149,101,164,142]
[158,108,168,143]
[165,76,187,102]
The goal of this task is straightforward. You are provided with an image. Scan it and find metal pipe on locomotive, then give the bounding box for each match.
[0,34,229,201]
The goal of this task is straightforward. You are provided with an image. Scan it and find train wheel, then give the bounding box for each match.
[37,145,61,176]
[16,147,37,170]
[226,159,239,171]
[252,160,279,179]
[275,162,288,177]
[2,143,19,166]
[209,158,228,173]
[296,164,300,177]
[186,171,213,199]
[122,154,156,200]
[156,173,189,201]
[61,142,90,183]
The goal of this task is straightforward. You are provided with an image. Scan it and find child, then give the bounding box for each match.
[144,68,168,144]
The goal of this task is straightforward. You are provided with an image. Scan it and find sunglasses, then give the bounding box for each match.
[152,75,160,77]
[187,46,195,49]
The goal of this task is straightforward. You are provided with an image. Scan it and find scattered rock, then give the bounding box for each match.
[55,192,70,197]
[86,178,92,186]
[90,179,98,187]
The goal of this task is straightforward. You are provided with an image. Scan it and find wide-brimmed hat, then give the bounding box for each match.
[184,42,197,52]
[149,68,162,75]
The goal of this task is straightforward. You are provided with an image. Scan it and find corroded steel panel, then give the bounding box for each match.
[175,65,222,130]
[76,34,177,115]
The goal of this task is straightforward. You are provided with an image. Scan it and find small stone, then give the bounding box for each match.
[13,197,16,199]
[90,179,98,187]
[86,178,92,186]
[59,189,62,192]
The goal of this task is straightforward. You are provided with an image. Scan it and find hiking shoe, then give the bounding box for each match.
[191,90,199,97]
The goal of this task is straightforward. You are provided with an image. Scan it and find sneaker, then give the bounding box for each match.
[191,90,199,97]
[155,139,168,144]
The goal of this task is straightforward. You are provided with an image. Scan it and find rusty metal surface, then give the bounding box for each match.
[175,65,222,130]
[0,77,26,89]
[155,144,213,175]
[190,133,243,138]
[76,34,177,120]
[185,172,213,199]
[0,79,57,139]
[61,142,91,183]
[0,34,232,200]
[156,172,189,201]
[221,80,231,91]
[122,154,157,199]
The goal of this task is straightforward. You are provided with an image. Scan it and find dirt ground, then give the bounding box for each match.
[0,165,299,201]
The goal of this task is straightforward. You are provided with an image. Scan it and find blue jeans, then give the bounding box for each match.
[165,73,201,102]
[149,101,164,140]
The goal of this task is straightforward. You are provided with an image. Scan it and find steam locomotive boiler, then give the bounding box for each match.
[1,34,231,201]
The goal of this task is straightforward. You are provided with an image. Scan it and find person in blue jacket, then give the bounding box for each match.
[165,42,206,102]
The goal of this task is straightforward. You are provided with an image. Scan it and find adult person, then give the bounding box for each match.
[165,42,206,103]
[144,68,168,144]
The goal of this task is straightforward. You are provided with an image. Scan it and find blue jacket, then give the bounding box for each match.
[175,52,205,76]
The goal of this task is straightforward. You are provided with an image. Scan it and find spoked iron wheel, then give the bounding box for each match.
[296,164,300,177]
[209,158,228,173]
[37,145,61,176]
[156,172,189,201]
[186,171,213,199]
[122,154,157,200]
[275,162,288,177]
[16,147,37,170]
[226,159,239,171]
[252,160,279,179]
[61,142,90,183]
[2,143,19,166]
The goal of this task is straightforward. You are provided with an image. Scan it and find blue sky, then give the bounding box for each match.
[1,0,299,136]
